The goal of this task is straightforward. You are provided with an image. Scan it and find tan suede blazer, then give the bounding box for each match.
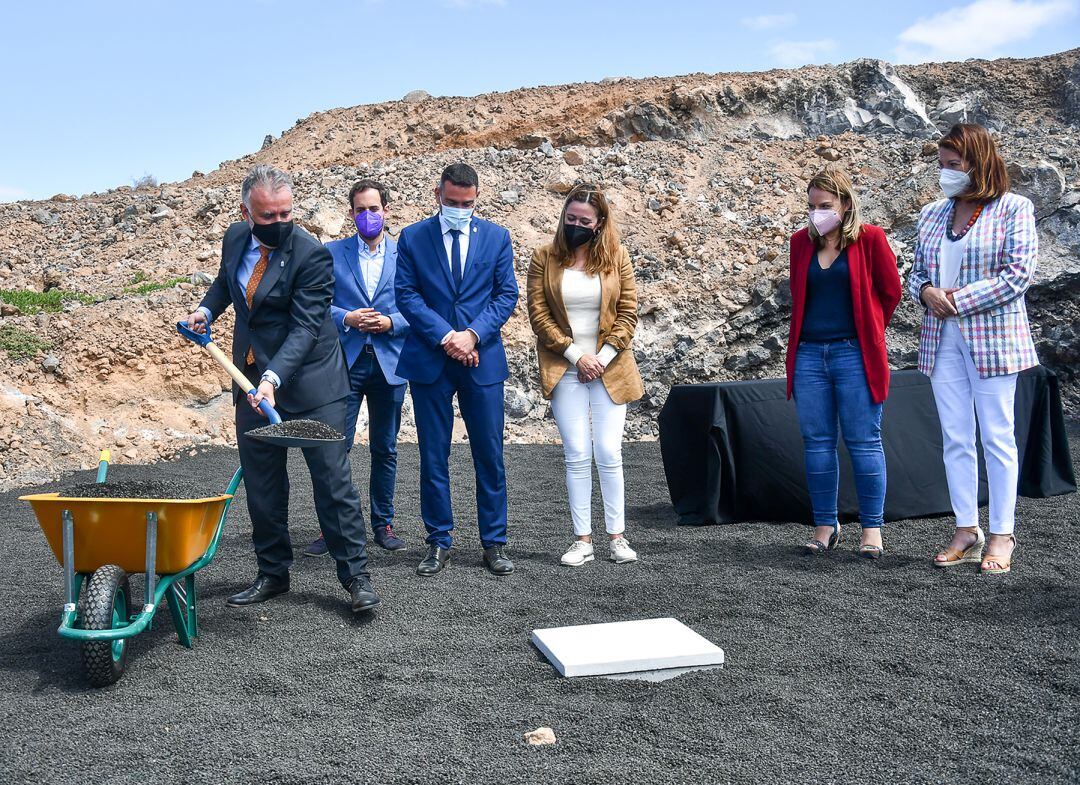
[526,244,644,405]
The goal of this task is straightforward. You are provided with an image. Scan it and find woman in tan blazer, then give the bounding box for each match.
[527,183,644,567]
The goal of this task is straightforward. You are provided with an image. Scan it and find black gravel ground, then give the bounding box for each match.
[1,438,1078,785]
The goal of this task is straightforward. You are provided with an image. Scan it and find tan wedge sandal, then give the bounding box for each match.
[980,534,1016,576]
[932,526,984,568]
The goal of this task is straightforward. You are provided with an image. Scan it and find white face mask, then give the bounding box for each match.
[939,168,971,199]
[809,209,841,236]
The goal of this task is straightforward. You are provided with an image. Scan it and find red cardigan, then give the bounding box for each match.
[785,224,902,404]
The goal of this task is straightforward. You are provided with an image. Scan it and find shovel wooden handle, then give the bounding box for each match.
[176,321,282,424]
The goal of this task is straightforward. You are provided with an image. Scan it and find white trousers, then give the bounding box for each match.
[930,320,1019,535]
[550,370,628,536]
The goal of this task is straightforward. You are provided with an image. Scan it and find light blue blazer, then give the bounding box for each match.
[328,234,409,386]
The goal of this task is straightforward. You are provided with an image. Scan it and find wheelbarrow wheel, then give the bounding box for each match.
[80,564,131,687]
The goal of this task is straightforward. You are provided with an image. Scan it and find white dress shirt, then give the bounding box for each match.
[439,212,471,275]
[342,235,387,340]
[358,236,386,300]
[438,213,479,347]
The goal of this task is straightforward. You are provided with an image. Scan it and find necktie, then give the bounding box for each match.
[450,229,463,289]
[245,245,270,365]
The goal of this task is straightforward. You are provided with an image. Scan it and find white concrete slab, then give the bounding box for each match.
[602,664,724,683]
[531,618,725,678]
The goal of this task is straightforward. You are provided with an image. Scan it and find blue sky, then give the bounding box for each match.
[1,0,1077,202]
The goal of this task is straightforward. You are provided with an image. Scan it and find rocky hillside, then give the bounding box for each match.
[0,50,1078,489]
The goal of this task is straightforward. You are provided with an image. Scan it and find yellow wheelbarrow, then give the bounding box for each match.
[20,451,242,686]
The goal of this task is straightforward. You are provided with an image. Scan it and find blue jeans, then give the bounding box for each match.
[792,339,885,529]
[344,349,406,533]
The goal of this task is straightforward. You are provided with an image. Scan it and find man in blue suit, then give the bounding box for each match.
[395,163,519,577]
[304,179,410,556]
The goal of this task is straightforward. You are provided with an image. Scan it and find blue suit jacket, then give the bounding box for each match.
[395,215,518,386]
[327,234,409,386]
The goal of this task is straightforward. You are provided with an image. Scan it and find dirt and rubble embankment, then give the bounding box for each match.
[0,50,1077,489]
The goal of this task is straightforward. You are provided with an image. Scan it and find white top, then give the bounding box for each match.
[560,268,618,367]
[939,232,969,291]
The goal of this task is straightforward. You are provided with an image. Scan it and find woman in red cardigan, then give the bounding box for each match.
[786,168,902,558]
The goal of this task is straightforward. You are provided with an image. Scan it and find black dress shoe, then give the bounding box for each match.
[348,576,381,613]
[372,525,406,551]
[226,573,289,607]
[416,544,451,576]
[482,545,514,576]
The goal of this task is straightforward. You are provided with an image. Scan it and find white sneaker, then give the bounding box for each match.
[609,536,638,564]
[560,540,595,567]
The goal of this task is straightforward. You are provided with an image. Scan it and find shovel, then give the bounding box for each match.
[176,321,345,449]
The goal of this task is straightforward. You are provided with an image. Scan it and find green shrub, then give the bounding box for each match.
[0,289,96,314]
[0,325,52,361]
[124,276,187,296]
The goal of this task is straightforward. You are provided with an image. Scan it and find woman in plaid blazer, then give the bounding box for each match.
[909,123,1039,575]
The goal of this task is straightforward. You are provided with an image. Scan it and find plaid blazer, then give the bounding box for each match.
[907,192,1039,378]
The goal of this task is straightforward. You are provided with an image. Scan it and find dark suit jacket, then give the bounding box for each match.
[394,215,518,386]
[199,221,349,412]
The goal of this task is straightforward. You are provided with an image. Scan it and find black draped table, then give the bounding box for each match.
[659,367,1076,525]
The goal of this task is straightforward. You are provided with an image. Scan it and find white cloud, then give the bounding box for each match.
[769,39,836,67]
[896,0,1077,62]
[741,13,796,30]
[0,185,28,203]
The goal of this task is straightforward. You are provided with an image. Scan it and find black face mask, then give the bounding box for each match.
[250,219,294,249]
[564,223,596,250]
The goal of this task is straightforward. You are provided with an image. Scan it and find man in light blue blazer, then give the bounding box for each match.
[304,179,410,555]
[395,163,519,577]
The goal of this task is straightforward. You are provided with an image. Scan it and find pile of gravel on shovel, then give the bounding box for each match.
[58,480,215,500]
[248,420,343,441]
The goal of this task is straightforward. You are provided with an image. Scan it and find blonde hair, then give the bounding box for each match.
[807,167,863,248]
[553,183,621,276]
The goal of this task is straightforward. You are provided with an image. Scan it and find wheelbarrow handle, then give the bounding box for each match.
[175,321,282,425]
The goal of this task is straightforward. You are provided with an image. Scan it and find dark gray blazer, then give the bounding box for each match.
[199,221,349,413]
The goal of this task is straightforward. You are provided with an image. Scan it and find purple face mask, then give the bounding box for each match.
[354,210,384,240]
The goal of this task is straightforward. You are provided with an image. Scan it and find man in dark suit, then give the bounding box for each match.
[395,162,519,577]
[303,179,410,557]
[183,164,380,613]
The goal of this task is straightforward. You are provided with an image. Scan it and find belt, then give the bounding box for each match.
[362,344,375,354]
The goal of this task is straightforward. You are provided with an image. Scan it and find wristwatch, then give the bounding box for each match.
[260,372,280,389]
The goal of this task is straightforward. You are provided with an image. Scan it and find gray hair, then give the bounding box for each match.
[241,164,294,208]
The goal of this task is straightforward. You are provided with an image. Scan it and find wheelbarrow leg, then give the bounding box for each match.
[144,511,158,629]
[187,573,198,639]
[61,510,76,611]
[60,510,86,630]
[166,577,196,648]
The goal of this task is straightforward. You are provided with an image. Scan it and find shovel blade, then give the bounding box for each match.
[246,433,345,449]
